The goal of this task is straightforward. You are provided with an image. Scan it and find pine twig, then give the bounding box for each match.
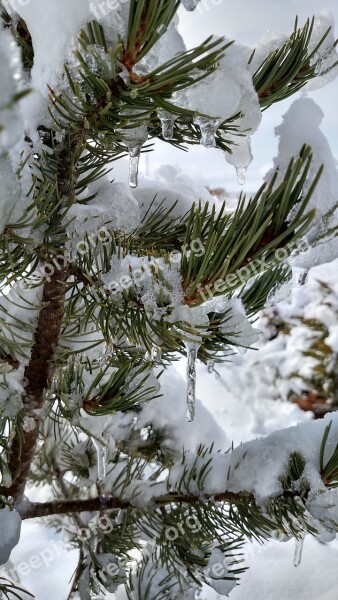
[19,488,306,520]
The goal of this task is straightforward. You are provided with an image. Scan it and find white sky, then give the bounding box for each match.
[141,0,338,192]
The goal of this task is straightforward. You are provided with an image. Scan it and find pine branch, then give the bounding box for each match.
[252,16,338,109]
[19,488,305,520]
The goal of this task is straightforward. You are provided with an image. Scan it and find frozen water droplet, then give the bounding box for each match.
[294,537,304,567]
[157,24,167,35]
[194,116,221,148]
[158,111,176,141]
[292,266,308,287]
[93,439,108,483]
[236,166,247,186]
[128,145,141,188]
[185,342,199,422]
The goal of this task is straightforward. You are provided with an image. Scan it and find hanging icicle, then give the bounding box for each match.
[98,342,114,365]
[128,145,142,188]
[292,266,308,287]
[93,438,108,483]
[236,166,247,186]
[293,537,304,567]
[158,110,176,141]
[121,125,148,189]
[151,345,162,361]
[225,135,252,186]
[194,116,221,148]
[207,359,215,374]
[185,341,199,422]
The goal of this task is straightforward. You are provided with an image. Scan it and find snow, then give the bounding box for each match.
[133,164,218,221]
[0,508,21,566]
[307,11,338,91]
[174,41,261,131]
[66,179,140,245]
[0,155,21,234]
[106,367,229,456]
[266,97,338,248]
[220,298,260,349]
[206,548,237,595]
[5,0,101,130]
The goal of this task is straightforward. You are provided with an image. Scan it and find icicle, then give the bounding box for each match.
[93,439,108,483]
[158,111,176,141]
[185,341,199,422]
[194,116,221,148]
[207,359,215,374]
[128,145,142,188]
[292,266,308,287]
[98,342,114,365]
[121,125,148,189]
[151,346,162,361]
[293,537,304,567]
[236,166,247,186]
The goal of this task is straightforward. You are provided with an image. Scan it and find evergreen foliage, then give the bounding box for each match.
[0,2,338,598]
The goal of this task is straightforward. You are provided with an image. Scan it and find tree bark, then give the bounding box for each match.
[0,270,67,504]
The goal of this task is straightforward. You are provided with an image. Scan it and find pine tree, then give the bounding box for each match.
[1,1,338,598]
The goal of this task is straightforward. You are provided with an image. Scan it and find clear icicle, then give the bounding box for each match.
[158,110,176,141]
[236,166,247,186]
[292,266,308,287]
[194,116,221,148]
[98,342,114,365]
[207,359,215,374]
[128,145,142,188]
[120,124,148,189]
[293,537,304,567]
[93,439,108,483]
[151,346,162,361]
[185,342,199,422]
